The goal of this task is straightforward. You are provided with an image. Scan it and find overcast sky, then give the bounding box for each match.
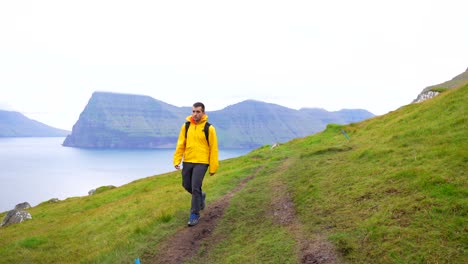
[1,1,467,130]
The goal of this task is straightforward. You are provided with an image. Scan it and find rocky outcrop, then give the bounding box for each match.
[413,68,468,103]
[1,202,32,227]
[413,91,441,103]
[47,198,60,203]
[14,202,31,210]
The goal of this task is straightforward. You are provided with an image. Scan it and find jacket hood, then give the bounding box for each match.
[185,114,208,124]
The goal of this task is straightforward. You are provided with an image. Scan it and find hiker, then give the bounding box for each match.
[173,102,219,226]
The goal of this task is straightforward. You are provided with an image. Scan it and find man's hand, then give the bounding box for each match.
[175,165,181,170]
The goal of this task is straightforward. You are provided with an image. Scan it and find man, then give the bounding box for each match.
[173,102,219,226]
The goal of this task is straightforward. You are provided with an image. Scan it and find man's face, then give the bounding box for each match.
[192,106,204,123]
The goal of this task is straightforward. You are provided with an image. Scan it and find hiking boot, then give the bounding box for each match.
[188,213,200,227]
[201,192,206,210]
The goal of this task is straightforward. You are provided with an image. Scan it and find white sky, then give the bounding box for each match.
[1,0,467,130]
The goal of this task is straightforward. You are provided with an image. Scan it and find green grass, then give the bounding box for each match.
[189,157,298,263]
[283,85,467,263]
[0,85,466,263]
[430,87,448,93]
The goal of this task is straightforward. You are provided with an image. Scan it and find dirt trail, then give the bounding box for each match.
[144,175,254,264]
[270,180,341,264]
[144,173,341,264]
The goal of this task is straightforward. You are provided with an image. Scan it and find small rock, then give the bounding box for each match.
[14,202,31,210]
[48,198,60,203]
[271,143,280,149]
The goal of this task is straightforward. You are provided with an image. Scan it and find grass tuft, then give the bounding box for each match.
[18,237,48,249]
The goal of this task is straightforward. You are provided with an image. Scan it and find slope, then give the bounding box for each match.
[0,85,465,263]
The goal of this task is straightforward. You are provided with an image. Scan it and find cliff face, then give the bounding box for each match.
[63,92,375,149]
[0,110,69,137]
[63,92,188,148]
[413,68,468,103]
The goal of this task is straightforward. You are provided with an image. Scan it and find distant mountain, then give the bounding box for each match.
[208,100,325,148]
[63,92,374,149]
[63,92,189,148]
[0,110,70,137]
[300,108,375,124]
[413,67,468,103]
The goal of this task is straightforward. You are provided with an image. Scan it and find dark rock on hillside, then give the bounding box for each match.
[1,202,32,227]
[14,202,31,210]
[413,67,468,103]
[1,210,32,227]
[0,110,70,137]
[64,92,375,149]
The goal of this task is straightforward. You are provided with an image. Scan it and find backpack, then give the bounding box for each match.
[185,121,211,145]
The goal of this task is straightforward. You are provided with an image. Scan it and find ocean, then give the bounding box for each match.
[0,137,252,212]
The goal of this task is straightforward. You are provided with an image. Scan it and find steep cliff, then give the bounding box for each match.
[63,92,188,148]
[63,92,374,149]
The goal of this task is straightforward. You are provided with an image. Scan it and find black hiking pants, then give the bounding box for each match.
[181,162,208,215]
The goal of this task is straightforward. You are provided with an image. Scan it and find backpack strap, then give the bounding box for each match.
[204,122,211,146]
[185,121,211,146]
[185,121,190,139]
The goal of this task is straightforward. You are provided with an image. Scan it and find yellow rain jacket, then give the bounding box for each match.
[173,114,219,174]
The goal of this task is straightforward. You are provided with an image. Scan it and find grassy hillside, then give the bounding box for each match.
[0,85,466,263]
[425,68,468,90]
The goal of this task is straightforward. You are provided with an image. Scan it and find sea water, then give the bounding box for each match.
[0,137,252,212]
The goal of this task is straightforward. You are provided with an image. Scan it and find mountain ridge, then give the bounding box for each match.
[63,92,374,149]
[0,110,70,137]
